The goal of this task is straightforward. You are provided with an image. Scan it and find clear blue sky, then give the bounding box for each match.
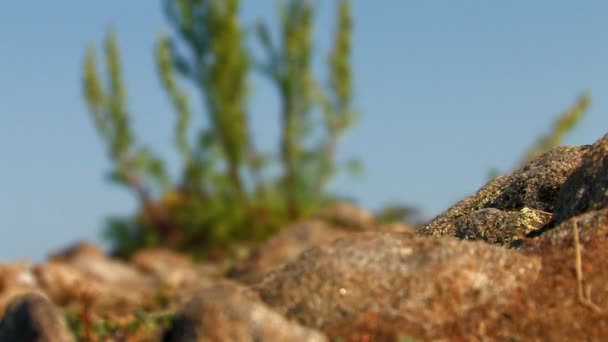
[2,1,608,261]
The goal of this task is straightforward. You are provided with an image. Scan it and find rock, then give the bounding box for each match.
[34,243,157,308]
[0,262,39,317]
[254,232,540,333]
[419,145,587,240]
[0,292,74,342]
[454,207,551,245]
[131,248,217,286]
[314,202,376,230]
[227,220,351,284]
[48,241,104,261]
[541,208,608,243]
[131,248,219,309]
[554,134,608,225]
[162,283,327,342]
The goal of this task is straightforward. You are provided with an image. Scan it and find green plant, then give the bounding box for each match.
[83,0,356,259]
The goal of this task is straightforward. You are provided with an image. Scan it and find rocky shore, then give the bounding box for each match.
[4,133,608,341]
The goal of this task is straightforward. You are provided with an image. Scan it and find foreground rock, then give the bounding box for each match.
[163,283,327,342]
[482,209,608,341]
[254,232,540,335]
[0,262,39,317]
[419,145,588,243]
[0,292,74,342]
[228,213,416,285]
[554,133,608,225]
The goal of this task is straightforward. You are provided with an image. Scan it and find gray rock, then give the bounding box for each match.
[554,134,608,225]
[542,208,608,243]
[454,207,551,245]
[419,145,587,239]
[254,232,540,332]
[162,283,327,342]
[0,292,74,342]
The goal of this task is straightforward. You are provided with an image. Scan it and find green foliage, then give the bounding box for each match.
[83,0,356,259]
[65,307,173,341]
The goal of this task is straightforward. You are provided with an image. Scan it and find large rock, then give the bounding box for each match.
[227,220,351,284]
[542,208,608,243]
[0,292,74,342]
[419,145,588,241]
[254,232,540,334]
[162,283,327,342]
[554,134,608,225]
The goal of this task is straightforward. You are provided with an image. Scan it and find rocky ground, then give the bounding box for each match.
[4,133,608,341]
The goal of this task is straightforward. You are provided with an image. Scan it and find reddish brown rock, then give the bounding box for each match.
[254,232,540,334]
[162,283,327,342]
[0,292,74,342]
[0,262,40,317]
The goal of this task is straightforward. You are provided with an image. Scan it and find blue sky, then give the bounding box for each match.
[2,1,608,261]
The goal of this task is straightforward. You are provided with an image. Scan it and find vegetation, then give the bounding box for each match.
[83,0,355,259]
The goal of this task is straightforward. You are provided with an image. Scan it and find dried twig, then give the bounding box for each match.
[572,221,601,313]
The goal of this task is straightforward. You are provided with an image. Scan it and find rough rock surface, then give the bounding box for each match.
[419,145,588,240]
[163,283,327,342]
[554,134,608,225]
[543,208,608,243]
[0,292,74,342]
[227,220,351,284]
[254,232,540,332]
[454,207,552,245]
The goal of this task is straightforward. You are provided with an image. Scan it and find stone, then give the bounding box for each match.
[0,262,39,317]
[419,145,587,239]
[454,207,551,245]
[34,242,157,308]
[162,283,327,342]
[227,220,351,284]
[314,202,376,230]
[254,232,540,333]
[0,292,74,342]
[541,208,608,243]
[554,134,608,225]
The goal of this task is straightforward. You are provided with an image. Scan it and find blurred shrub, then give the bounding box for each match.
[83,0,356,259]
